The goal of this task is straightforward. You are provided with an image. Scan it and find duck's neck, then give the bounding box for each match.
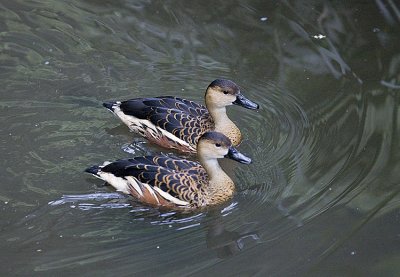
[199,157,235,202]
[207,105,241,146]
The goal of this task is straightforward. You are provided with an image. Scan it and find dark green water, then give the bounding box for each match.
[1,1,399,276]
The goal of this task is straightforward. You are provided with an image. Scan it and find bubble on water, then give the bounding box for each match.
[312,34,326,39]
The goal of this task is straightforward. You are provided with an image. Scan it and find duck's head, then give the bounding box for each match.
[197,131,252,164]
[205,79,259,110]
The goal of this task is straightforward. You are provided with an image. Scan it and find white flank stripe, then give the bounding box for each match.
[141,183,159,204]
[153,187,189,206]
[126,176,143,197]
[98,172,130,194]
[101,161,111,167]
[114,107,195,151]
[156,125,196,152]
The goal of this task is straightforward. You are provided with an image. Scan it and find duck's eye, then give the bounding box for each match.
[215,143,221,147]
[223,91,229,95]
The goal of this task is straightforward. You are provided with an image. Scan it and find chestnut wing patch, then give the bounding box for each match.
[118,97,213,147]
[101,157,207,202]
[147,107,213,146]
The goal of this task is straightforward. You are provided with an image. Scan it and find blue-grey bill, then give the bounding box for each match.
[233,93,259,110]
[225,146,252,164]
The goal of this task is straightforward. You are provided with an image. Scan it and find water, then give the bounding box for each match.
[1,0,399,276]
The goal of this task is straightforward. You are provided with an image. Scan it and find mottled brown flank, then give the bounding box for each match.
[117,155,215,208]
[226,129,241,146]
[146,97,215,151]
[144,127,194,153]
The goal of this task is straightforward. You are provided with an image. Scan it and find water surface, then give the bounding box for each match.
[1,1,399,276]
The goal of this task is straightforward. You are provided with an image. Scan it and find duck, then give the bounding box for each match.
[85,131,251,209]
[103,79,259,153]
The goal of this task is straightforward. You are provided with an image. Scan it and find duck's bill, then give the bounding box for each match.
[225,146,252,164]
[233,93,259,110]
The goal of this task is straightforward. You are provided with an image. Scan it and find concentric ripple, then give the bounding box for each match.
[233,81,310,203]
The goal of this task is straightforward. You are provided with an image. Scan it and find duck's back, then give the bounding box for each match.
[120,96,206,117]
[96,155,208,207]
[110,97,214,152]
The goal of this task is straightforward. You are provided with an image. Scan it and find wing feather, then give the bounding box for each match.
[117,97,214,147]
[100,157,207,205]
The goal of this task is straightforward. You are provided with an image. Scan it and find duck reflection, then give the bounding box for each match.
[48,191,261,258]
[205,209,261,258]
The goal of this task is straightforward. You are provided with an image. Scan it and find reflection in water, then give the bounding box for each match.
[0,0,400,276]
[48,193,262,256]
[205,209,261,259]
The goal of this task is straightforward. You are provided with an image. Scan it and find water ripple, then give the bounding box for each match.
[1,0,399,275]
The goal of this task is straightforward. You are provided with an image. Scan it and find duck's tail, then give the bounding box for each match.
[103,101,120,112]
[84,162,131,194]
[84,160,190,208]
[85,165,101,176]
